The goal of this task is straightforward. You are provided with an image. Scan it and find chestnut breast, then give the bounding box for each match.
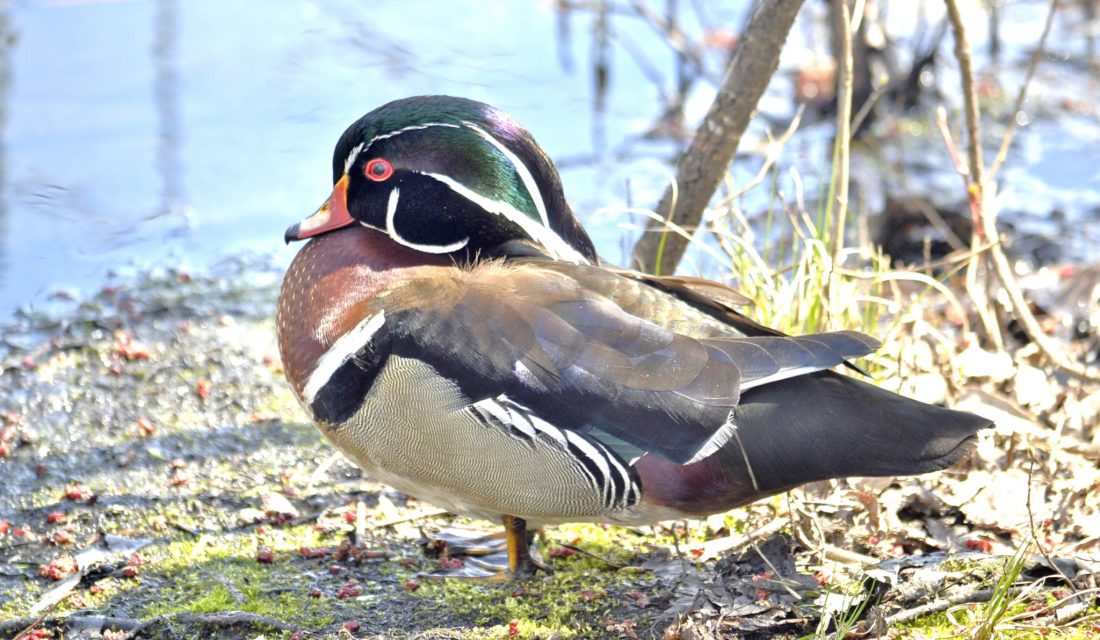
[276,225,451,401]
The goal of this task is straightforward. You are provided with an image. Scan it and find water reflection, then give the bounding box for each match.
[0,1,1096,321]
[152,0,183,224]
[0,9,10,291]
[0,1,650,319]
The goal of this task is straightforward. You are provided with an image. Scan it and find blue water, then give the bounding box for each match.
[0,0,685,317]
[0,0,1097,320]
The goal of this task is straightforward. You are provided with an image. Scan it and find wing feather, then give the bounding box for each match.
[385,262,879,463]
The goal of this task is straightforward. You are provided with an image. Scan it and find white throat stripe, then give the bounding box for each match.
[385,187,469,254]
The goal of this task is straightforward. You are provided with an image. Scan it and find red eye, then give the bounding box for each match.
[364,158,393,182]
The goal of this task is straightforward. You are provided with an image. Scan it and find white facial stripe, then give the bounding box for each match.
[304,311,387,404]
[343,142,366,174]
[461,120,549,228]
[422,172,587,263]
[385,187,469,254]
[356,119,588,263]
[365,122,462,149]
[348,123,462,177]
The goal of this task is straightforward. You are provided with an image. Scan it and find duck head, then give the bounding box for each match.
[285,95,597,264]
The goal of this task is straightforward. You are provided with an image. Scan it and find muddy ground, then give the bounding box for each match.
[0,263,1097,640]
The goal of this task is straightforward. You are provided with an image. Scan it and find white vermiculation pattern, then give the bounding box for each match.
[347,123,464,176]
[384,188,469,254]
[468,395,639,511]
[303,311,387,405]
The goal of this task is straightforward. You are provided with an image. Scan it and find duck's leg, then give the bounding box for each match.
[503,514,551,578]
[420,518,549,580]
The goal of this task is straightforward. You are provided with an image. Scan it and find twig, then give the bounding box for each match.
[946,1,1099,378]
[1005,587,1100,625]
[823,0,855,325]
[944,0,984,207]
[2,616,141,636]
[0,612,296,639]
[367,507,449,529]
[981,202,1100,382]
[935,109,1004,351]
[749,539,803,599]
[830,0,853,268]
[988,0,1059,181]
[1025,450,1078,591]
[822,544,879,568]
[943,0,1006,353]
[884,586,1021,626]
[628,0,706,78]
[354,499,367,547]
[710,105,805,213]
[849,81,888,135]
[559,543,626,569]
[10,613,51,640]
[681,516,787,562]
[122,611,296,639]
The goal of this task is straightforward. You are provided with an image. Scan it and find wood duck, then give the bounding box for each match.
[277,96,991,577]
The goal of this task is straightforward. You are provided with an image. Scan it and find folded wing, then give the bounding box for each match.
[386,262,880,464]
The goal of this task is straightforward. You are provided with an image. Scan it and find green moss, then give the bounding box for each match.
[412,524,663,639]
[895,594,1100,638]
[0,581,43,619]
[139,530,335,628]
[144,573,332,627]
[938,556,1001,577]
[550,523,657,567]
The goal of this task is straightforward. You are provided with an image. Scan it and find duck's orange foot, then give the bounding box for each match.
[420,517,550,580]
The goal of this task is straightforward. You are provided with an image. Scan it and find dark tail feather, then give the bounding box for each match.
[635,371,991,515]
[729,371,991,495]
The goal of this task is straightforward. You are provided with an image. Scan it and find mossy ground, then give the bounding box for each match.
[0,272,681,639]
[1,269,1096,640]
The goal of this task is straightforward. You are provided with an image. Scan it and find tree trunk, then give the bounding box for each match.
[630,0,806,275]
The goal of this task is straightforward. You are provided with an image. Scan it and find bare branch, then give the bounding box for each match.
[988,0,1059,181]
[631,0,807,275]
[830,0,854,269]
[945,0,984,211]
